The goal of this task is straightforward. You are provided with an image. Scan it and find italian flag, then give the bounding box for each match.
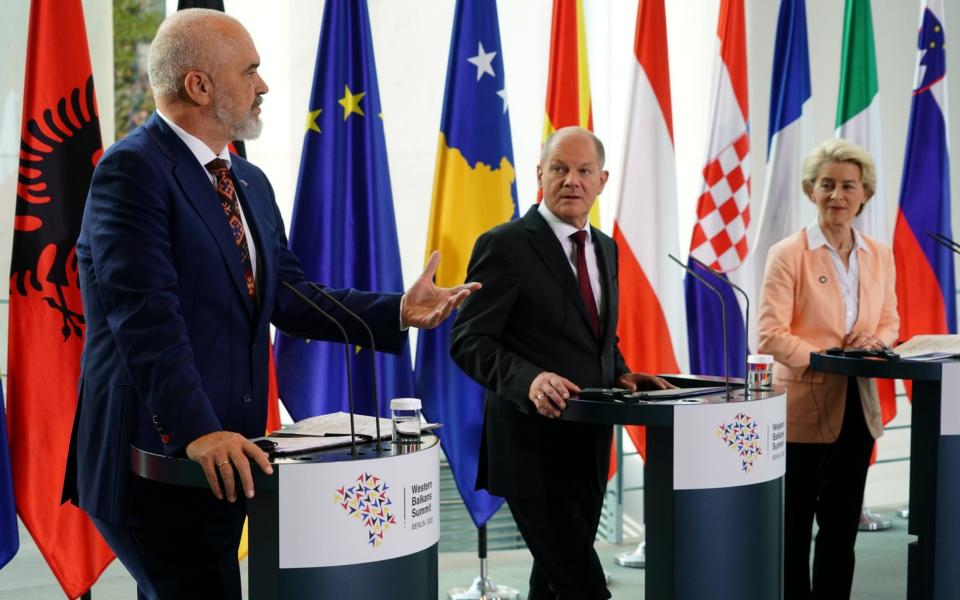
[835,0,887,243]
[836,0,897,435]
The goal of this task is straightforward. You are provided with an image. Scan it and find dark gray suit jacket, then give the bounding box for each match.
[451,205,630,499]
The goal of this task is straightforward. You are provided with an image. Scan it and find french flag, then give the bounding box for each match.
[613,0,685,457]
[685,0,750,378]
[751,0,811,330]
[893,0,956,347]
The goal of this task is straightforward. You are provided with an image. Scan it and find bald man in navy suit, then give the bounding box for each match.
[62,9,476,599]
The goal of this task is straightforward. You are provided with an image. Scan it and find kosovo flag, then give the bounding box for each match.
[0,380,16,570]
[415,0,518,528]
[275,0,413,420]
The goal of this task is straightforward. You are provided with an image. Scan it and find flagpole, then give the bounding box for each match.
[447,525,519,600]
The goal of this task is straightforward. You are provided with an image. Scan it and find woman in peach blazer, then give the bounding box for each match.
[758,139,899,600]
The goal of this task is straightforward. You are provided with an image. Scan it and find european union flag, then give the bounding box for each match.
[275,0,413,420]
[0,381,18,569]
[415,0,518,528]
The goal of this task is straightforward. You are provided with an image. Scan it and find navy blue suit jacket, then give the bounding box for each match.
[64,114,405,523]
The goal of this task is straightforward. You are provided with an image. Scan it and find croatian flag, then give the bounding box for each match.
[613,0,684,458]
[685,0,750,378]
[893,0,956,345]
[751,0,811,322]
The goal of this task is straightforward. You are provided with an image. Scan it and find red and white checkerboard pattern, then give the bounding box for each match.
[689,132,751,273]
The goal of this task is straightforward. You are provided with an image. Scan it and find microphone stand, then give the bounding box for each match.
[667,254,731,398]
[687,254,750,391]
[307,282,384,454]
[282,281,358,457]
[927,232,960,254]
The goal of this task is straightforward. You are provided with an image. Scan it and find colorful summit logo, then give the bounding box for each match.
[717,412,763,473]
[334,472,397,547]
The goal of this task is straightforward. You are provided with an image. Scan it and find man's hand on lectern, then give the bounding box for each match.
[186,431,274,502]
[616,372,675,392]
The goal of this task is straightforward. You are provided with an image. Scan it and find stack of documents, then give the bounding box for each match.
[255,412,393,455]
[895,335,960,361]
[255,412,440,455]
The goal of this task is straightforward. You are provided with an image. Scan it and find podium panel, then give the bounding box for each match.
[561,377,786,599]
[131,435,440,599]
[810,354,960,600]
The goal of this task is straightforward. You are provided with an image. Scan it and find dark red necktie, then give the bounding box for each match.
[205,159,256,300]
[570,230,600,338]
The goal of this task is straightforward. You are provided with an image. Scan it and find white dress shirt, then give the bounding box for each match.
[156,111,258,281]
[806,220,868,335]
[538,202,602,314]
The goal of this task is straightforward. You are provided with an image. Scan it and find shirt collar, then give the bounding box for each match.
[538,201,591,242]
[156,110,231,170]
[806,220,869,254]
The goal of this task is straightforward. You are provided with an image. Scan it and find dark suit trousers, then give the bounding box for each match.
[784,378,874,600]
[93,476,246,600]
[507,489,611,600]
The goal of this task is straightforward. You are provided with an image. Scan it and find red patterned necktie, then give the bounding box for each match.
[205,159,256,299]
[570,230,600,339]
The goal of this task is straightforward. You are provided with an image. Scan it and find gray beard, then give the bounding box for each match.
[222,112,262,140]
[214,98,263,140]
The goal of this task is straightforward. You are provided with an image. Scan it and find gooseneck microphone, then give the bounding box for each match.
[281,281,358,457]
[927,232,960,255]
[668,254,731,398]
[306,282,384,454]
[687,254,751,387]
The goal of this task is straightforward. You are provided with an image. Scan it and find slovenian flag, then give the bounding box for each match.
[414,0,518,528]
[684,0,750,378]
[275,0,414,420]
[751,0,812,319]
[894,0,956,348]
[613,0,685,458]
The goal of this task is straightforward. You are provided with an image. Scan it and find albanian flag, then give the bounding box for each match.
[6,0,114,596]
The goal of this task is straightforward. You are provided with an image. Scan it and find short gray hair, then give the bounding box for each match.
[801,138,877,200]
[148,8,238,100]
[541,126,606,168]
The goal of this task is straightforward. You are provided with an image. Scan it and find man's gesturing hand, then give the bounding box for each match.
[401,251,481,329]
[528,371,580,418]
[186,431,274,502]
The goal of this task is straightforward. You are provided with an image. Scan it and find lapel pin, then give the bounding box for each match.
[238,178,249,187]
[819,275,828,284]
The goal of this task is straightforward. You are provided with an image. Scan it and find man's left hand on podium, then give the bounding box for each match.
[616,372,675,392]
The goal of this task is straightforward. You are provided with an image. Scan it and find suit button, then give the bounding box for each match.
[243,394,253,404]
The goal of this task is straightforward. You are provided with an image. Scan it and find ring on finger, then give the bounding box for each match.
[217,459,230,468]
[536,392,544,400]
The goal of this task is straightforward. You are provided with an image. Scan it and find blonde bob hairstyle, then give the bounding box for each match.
[801,138,877,212]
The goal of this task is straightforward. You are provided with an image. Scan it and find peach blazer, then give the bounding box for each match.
[757,228,899,443]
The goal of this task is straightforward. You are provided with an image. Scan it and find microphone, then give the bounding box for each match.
[927,232,960,255]
[306,282,384,454]
[281,280,358,457]
[667,254,732,397]
[687,254,750,389]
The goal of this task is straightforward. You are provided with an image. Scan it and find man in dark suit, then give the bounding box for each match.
[62,9,476,599]
[451,127,668,600]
